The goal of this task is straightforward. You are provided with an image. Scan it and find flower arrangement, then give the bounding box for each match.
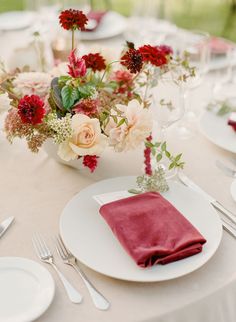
[1,9,192,174]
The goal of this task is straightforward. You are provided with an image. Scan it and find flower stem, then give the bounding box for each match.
[72,29,75,51]
[100,60,120,82]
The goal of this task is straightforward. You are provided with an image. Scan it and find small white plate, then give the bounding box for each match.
[230,180,236,202]
[80,11,127,40]
[0,257,55,322]
[60,176,222,282]
[200,110,236,154]
[0,11,35,31]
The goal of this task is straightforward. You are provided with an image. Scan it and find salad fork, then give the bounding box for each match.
[32,233,82,303]
[55,235,110,311]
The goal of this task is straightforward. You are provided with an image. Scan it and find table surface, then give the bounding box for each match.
[1,23,236,322]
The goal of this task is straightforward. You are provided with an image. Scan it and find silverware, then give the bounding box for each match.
[32,233,82,304]
[178,172,236,237]
[215,160,236,178]
[55,236,110,311]
[0,216,14,239]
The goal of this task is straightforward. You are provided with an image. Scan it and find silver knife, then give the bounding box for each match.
[178,172,236,229]
[0,216,14,239]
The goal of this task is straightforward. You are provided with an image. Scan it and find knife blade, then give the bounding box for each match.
[0,216,14,239]
[178,172,236,227]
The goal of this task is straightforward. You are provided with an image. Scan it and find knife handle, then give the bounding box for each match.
[213,201,236,226]
[221,218,236,238]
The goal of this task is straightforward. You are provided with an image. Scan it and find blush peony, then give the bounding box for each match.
[105,99,152,152]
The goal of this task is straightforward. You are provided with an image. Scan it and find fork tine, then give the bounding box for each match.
[37,233,51,257]
[58,235,70,256]
[55,237,65,260]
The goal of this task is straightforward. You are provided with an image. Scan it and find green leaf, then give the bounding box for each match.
[161,142,167,151]
[151,147,156,156]
[165,150,171,158]
[175,153,182,162]
[155,142,161,148]
[128,189,141,194]
[58,75,71,85]
[169,162,175,170]
[61,85,78,110]
[145,141,154,148]
[78,85,95,98]
[156,153,162,162]
[117,118,126,127]
[111,115,118,124]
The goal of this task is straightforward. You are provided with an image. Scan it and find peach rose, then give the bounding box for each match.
[58,114,107,161]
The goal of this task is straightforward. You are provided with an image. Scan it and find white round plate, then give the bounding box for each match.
[0,257,55,322]
[80,11,127,40]
[60,176,222,282]
[0,11,35,31]
[200,110,236,154]
[230,180,236,202]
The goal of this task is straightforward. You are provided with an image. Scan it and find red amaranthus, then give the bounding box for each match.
[83,155,99,172]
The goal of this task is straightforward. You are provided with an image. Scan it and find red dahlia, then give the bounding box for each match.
[121,48,143,74]
[83,155,99,172]
[139,45,168,67]
[59,9,88,31]
[82,53,106,72]
[18,95,45,125]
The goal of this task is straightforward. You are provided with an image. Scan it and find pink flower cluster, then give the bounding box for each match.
[83,155,99,172]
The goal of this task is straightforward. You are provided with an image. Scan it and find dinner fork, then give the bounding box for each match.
[215,160,236,178]
[55,235,110,311]
[32,233,83,303]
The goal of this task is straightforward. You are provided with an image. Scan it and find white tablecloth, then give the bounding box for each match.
[1,21,236,322]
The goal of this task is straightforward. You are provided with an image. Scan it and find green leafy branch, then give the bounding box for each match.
[145,140,185,170]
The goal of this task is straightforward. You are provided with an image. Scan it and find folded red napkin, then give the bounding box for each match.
[99,192,206,268]
[85,11,107,32]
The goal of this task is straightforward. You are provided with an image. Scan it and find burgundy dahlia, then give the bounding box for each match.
[82,53,106,72]
[59,9,88,31]
[139,45,168,67]
[18,95,45,125]
[121,48,143,74]
[83,155,99,172]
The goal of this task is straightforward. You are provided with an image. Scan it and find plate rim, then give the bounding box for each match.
[60,176,222,282]
[0,256,55,322]
[199,110,236,154]
[80,11,127,41]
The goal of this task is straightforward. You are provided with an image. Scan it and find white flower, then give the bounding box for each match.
[50,62,68,77]
[105,99,152,152]
[58,114,108,161]
[13,72,52,97]
[0,92,12,114]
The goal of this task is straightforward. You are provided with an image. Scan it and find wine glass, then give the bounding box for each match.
[211,38,236,101]
[150,72,185,178]
[166,30,210,139]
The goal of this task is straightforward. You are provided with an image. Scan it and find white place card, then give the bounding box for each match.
[93,190,133,206]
